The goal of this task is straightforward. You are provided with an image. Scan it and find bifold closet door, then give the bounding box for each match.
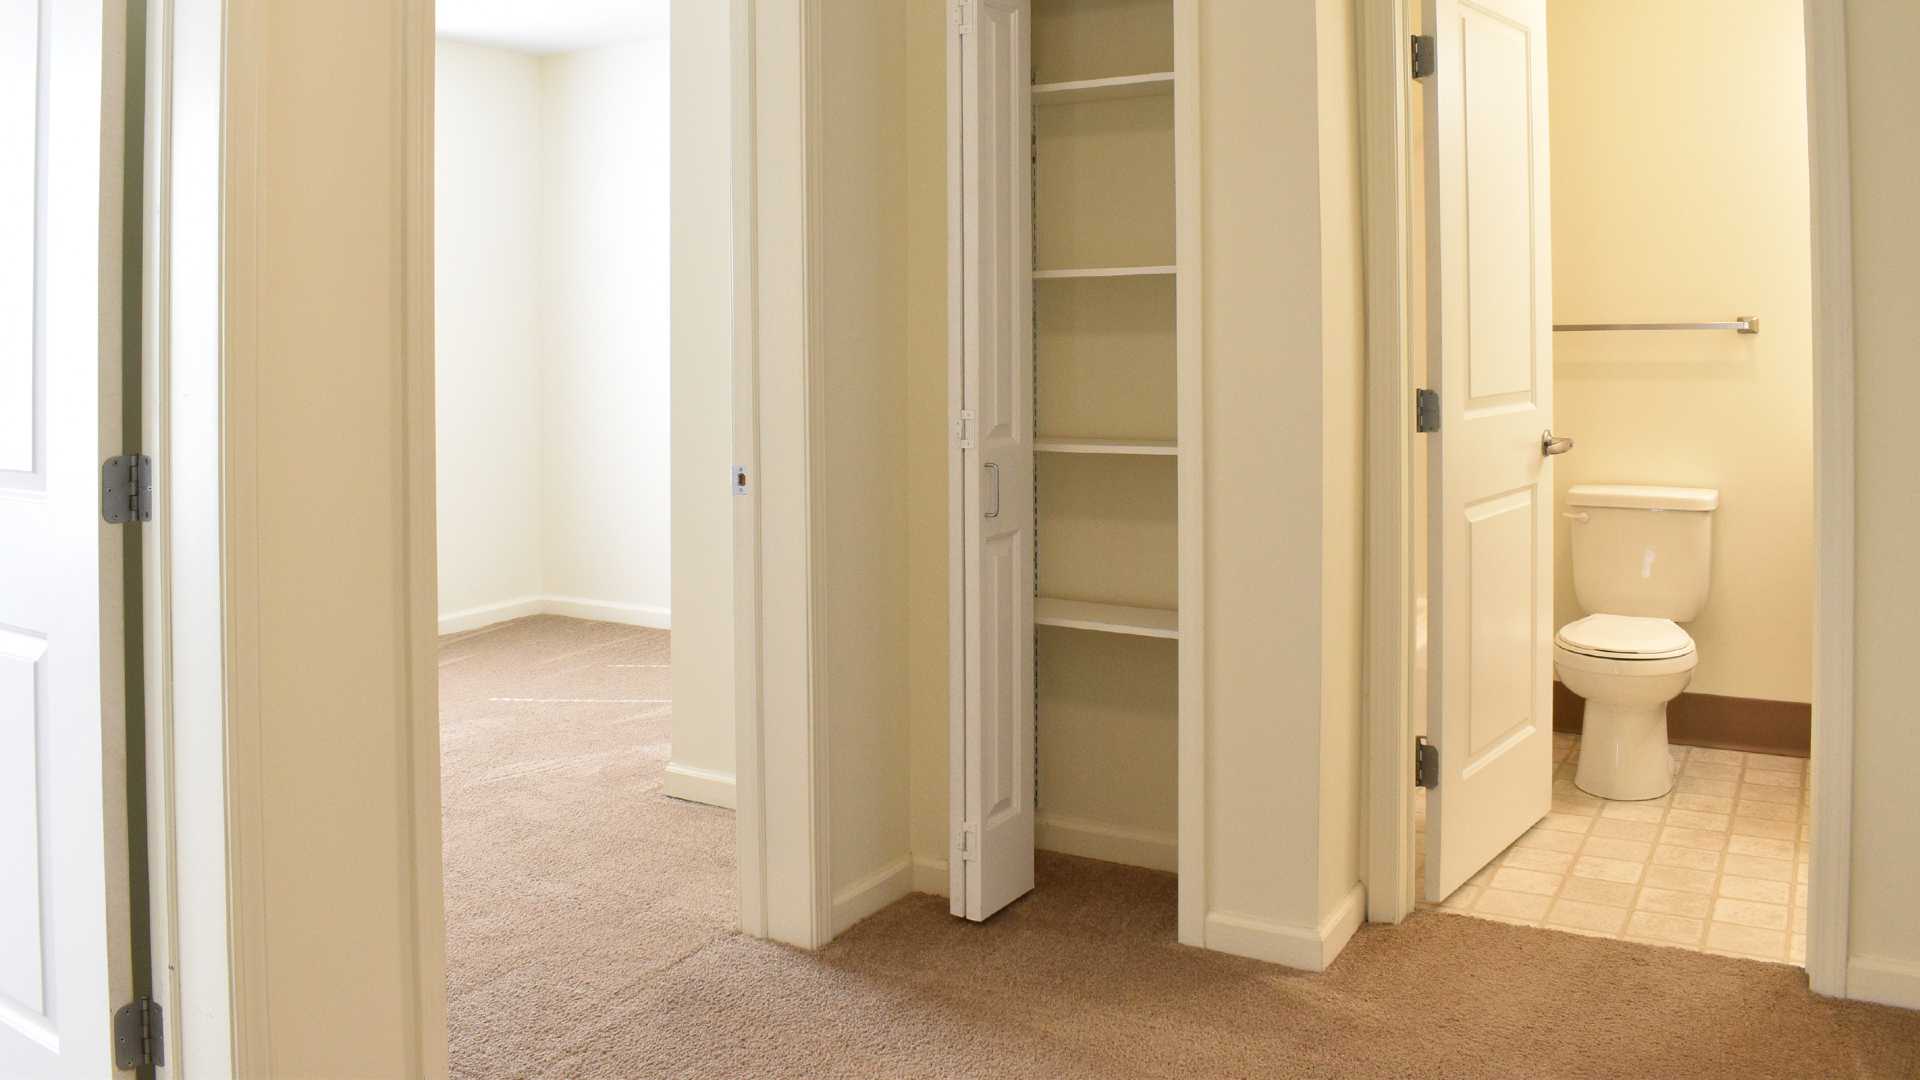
[949,0,1036,922]
[1422,0,1556,902]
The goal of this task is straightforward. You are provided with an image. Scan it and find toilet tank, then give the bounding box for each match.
[1567,485,1719,621]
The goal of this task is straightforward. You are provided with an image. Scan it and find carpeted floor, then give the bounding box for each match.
[442,616,1920,1079]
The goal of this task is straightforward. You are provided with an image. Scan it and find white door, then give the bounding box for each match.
[1,1,135,1074]
[1422,0,1557,902]
[950,0,1035,921]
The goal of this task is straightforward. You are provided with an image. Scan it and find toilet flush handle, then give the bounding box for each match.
[1542,430,1576,456]
[1563,511,1590,524]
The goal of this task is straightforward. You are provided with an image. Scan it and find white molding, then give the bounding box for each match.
[436,595,675,635]
[1357,0,1415,926]
[1173,0,1208,949]
[1801,0,1856,1002]
[1037,815,1178,874]
[1846,956,1920,1012]
[436,595,545,635]
[942,0,966,918]
[1203,883,1368,973]
[400,1,448,1072]
[661,762,737,809]
[912,855,950,897]
[829,855,914,937]
[737,0,831,949]
[729,0,768,942]
[542,595,672,630]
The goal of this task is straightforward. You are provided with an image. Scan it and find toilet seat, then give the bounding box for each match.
[1554,613,1695,661]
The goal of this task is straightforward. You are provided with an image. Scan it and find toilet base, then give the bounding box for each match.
[1574,700,1674,801]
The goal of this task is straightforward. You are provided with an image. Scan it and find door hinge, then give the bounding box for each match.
[953,0,975,36]
[1415,388,1440,433]
[1411,34,1436,80]
[957,823,978,862]
[114,996,164,1070]
[1415,736,1439,790]
[955,409,977,451]
[102,454,153,524]
[732,465,750,496]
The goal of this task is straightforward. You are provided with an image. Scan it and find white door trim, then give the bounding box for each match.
[731,0,834,949]
[1799,0,1855,1001]
[1357,0,1858,996]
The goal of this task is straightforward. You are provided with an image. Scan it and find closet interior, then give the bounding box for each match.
[1029,0,1181,875]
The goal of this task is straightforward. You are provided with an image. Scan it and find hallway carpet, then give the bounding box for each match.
[442,617,1919,1079]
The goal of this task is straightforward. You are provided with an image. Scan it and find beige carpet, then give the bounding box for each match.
[442,616,1920,1079]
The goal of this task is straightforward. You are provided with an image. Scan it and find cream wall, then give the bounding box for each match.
[666,0,737,803]
[1843,0,1920,1009]
[818,0,915,926]
[434,43,545,623]
[433,38,675,633]
[540,40,674,625]
[1547,1,1813,704]
[227,1,443,1073]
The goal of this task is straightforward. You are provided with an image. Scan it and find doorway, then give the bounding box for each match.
[431,2,737,1073]
[1366,0,1849,986]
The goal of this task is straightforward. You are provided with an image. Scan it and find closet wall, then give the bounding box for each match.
[434,37,672,633]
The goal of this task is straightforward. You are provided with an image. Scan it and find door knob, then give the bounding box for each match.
[1542,430,1575,456]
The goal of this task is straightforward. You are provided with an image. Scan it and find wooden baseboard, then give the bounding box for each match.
[1552,683,1811,758]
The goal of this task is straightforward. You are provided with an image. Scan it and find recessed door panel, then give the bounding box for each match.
[1,0,41,477]
[0,630,50,1029]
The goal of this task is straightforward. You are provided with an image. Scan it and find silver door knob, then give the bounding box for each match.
[1542,430,1574,456]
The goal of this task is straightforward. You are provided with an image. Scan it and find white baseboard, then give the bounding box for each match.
[544,595,672,630]
[912,855,950,898]
[661,762,736,810]
[1036,814,1177,873]
[830,855,914,937]
[437,595,545,635]
[1203,882,1368,973]
[437,595,671,636]
[1848,954,1920,1011]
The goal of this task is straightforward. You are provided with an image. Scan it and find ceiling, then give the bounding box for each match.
[436,0,669,54]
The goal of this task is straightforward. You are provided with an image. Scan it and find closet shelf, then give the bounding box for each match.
[1035,437,1178,456]
[1032,72,1175,105]
[1033,265,1177,280]
[1035,598,1179,640]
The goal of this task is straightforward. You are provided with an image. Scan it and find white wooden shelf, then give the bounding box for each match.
[1033,265,1177,280]
[1035,598,1179,640]
[1035,437,1178,457]
[1032,72,1175,105]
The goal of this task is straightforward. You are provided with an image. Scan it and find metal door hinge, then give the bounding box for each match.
[1411,35,1436,80]
[1415,389,1440,433]
[732,465,750,496]
[102,454,153,524]
[114,996,164,1070]
[1415,736,1439,789]
[957,823,978,862]
[955,409,977,451]
[954,0,975,35]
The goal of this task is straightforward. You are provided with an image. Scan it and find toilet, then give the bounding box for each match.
[1555,485,1719,801]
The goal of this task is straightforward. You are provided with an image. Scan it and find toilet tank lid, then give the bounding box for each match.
[1567,485,1719,512]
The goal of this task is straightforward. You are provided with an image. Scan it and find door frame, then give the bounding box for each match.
[1357,0,1857,998]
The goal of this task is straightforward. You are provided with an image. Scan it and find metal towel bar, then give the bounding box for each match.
[1553,316,1759,335]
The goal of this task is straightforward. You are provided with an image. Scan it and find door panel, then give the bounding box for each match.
[0,1,132,1074]
[954,0,1035,921]
[1424,0,1555,903]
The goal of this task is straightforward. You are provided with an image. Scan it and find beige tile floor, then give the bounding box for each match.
[1416,732,1811,966]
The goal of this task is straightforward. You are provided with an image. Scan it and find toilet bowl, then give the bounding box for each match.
[1554,613,1697,800]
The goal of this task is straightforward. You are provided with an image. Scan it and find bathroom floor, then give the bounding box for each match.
[1416,732,1811,965]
